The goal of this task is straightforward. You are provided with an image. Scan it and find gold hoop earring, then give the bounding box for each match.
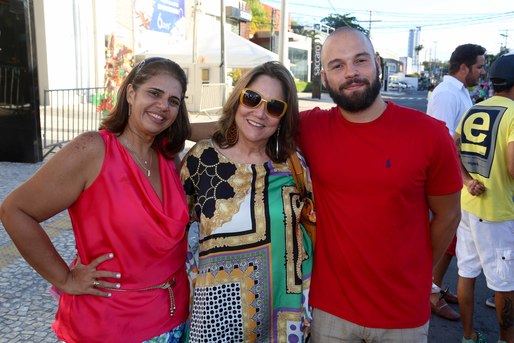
[275,126,280,159]
[226,122,239,146]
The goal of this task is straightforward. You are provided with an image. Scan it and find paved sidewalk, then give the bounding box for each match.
[0,162,75,343]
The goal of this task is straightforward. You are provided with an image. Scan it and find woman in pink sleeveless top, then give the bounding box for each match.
[0,58,191,342]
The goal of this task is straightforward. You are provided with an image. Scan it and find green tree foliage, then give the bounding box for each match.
[291,20,303,34]
[291,20,319,41]
[247,0,270,33]
[320,13,368,34]
[488,49,509,69]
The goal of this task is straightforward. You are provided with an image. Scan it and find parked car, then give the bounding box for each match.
[398,81,412,89]
[388,81,405,90]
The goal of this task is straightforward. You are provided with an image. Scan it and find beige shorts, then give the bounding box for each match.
[311,307,429,343]
[456,210,514,292]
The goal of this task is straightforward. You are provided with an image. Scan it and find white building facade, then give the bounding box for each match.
[34,0,278,111]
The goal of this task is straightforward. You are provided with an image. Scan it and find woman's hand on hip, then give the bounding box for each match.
[61,253,121,297]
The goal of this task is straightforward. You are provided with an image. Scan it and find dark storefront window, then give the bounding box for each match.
[0,0,42,162]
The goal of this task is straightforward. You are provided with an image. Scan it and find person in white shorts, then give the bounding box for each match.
[454,53,514,343]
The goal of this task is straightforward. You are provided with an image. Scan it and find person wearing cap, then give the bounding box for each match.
[426,43,487,321]
[454,53,514,343]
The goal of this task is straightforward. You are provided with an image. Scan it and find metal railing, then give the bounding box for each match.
[42,87,113,156]
[40,84,224,157]
[0,65,27,108]
[198,83,227,118]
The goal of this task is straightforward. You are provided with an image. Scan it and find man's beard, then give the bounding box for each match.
[325,73,382,113]
[464,71,479,88]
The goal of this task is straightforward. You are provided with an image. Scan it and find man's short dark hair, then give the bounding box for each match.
[448,44,486,74]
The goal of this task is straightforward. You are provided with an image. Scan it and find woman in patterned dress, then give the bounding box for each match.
[180,61,313,342]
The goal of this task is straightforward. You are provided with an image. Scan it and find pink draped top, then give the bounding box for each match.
[52,130,190,343]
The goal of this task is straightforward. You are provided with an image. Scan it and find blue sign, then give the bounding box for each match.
[149,0,184,33]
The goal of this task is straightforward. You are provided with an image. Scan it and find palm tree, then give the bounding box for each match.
[320,13,368,34]
[414,44,424,72]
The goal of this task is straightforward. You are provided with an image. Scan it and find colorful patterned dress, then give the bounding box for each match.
[180,140,313,343]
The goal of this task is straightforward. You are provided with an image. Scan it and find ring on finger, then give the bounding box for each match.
[92,280,100,287]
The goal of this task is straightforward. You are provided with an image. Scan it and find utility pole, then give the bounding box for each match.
[433,41,438,79]
[220,0,226,85]
[278,0,288,68]
[359,10,381,38]
[92,0,99,87]
[368,11,372,37]
[500,29,509,52]
[192,0,199,64]
[270,8,274,52]
[220,0,226,105]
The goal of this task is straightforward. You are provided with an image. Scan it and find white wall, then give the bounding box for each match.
[41,0,75,89]
[36,0,276,112]
[40,0,113,90]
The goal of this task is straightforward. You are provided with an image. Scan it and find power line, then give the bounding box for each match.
[325,0,338,13]
[260,1,514,31]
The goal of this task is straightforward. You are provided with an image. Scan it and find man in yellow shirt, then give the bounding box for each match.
[454,53,514,343]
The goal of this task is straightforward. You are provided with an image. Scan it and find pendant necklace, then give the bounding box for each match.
[122,140,153,177]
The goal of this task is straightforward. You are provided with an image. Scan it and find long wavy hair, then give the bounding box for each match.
[212,61,299,163]
[100,58,191,159]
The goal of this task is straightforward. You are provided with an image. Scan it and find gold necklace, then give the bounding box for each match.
[122,140,153,177]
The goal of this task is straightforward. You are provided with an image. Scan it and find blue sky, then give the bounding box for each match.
[260,0,514,62]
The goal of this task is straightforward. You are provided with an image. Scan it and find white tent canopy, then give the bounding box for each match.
[138,27,278,112]
[141,30,278,69]
[215,31,278,69]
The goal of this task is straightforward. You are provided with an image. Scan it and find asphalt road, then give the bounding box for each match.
[381,88,429,113]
